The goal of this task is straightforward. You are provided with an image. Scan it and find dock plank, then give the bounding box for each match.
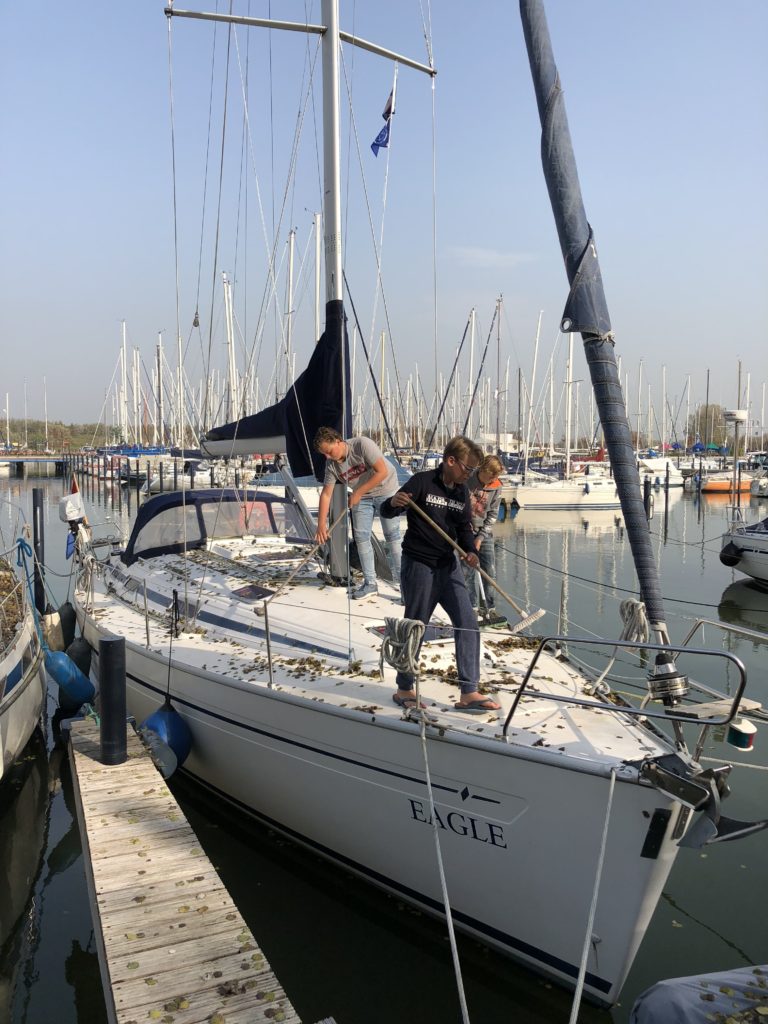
[69,718,301,1024]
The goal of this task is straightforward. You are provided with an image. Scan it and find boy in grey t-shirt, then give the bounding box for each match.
[313,427,401,599]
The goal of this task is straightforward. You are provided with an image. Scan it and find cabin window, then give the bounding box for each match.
[132,506,203,556]
[276,502,315,542]
[199,501,272,540]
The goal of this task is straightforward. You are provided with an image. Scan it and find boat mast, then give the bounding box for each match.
[636,360,642,456]
[685,374,691,451]
[314,211,322,342]
[523,311,542,474]
[547,354,554,457]
[133,348,142,447]
[285,228,296,396]
[495,297,502,453]
[43,376,49,451]
[156,333,164,448]
[121,321,129,444]
[321,0,342,304]
[467,308,476,437]
[223,272,238,423]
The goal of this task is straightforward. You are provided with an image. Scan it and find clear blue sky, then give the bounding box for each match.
[1,1,766,439]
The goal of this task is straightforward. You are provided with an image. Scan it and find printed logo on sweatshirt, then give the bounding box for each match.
[426,493,465,513]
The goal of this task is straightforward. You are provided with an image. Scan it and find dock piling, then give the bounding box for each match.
[99,636,127,765]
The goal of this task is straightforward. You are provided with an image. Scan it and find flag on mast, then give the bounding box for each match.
[371,88,395,157]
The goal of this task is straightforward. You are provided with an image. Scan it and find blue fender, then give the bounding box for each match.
[141,698,193,767]
[45,650,95,708]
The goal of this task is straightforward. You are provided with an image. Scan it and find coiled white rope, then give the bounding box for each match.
[568,767,617,1024]
[379,616,425,681]
[586,598,650,695]
[381,617,472,1024]
[619,598,651,643]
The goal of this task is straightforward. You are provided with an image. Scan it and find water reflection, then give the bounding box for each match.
[718,581,768,637]
[498,506,624,536]
[0,733,50,1020]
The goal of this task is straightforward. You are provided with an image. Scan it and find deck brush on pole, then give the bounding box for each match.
[404,497,545,633]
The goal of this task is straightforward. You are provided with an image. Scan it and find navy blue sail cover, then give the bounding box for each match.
[202,300,352,481]
[520,0,666,629]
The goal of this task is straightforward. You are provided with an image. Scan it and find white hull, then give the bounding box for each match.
[502,477,621,511]
[79,612,677,1004]
[1,611,46,782]
[638,458,685,488]
[722,518,768,586]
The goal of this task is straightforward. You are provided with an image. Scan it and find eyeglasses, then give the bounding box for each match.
[454,457,477,474]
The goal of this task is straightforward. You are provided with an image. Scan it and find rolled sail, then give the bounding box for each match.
[201,299,351,481]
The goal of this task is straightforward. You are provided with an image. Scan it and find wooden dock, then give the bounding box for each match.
[68,718,302,1024]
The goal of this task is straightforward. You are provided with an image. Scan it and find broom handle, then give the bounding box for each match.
[264,509,348,605]
[404,497,531,619]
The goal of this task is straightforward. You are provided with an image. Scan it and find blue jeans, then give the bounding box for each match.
[351,495,402,585]
[397,553,480,696]
[464,535,496,609]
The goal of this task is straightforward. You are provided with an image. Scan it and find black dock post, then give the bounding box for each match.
[32,486,47,614]
[100,636,127,765]
[643,476,652,521]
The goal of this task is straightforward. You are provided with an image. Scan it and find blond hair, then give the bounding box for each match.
[480,455,504,479]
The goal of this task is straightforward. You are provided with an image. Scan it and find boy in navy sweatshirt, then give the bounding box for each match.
[381,436,502,714]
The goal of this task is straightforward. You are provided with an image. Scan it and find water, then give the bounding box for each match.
[1,475,767,1023]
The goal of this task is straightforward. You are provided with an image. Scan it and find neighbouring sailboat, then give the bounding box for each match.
[503,332,622,511]
[68,0,766,1007]
[0,551,46,785]
[720,507,768,587]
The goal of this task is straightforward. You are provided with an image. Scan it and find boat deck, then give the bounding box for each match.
[79,535,674,769]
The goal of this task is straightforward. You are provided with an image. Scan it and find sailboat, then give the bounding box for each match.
[0,554,46,784]
[69,0,765,1006]
[503,334,622,511]
[720,506,768,587]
